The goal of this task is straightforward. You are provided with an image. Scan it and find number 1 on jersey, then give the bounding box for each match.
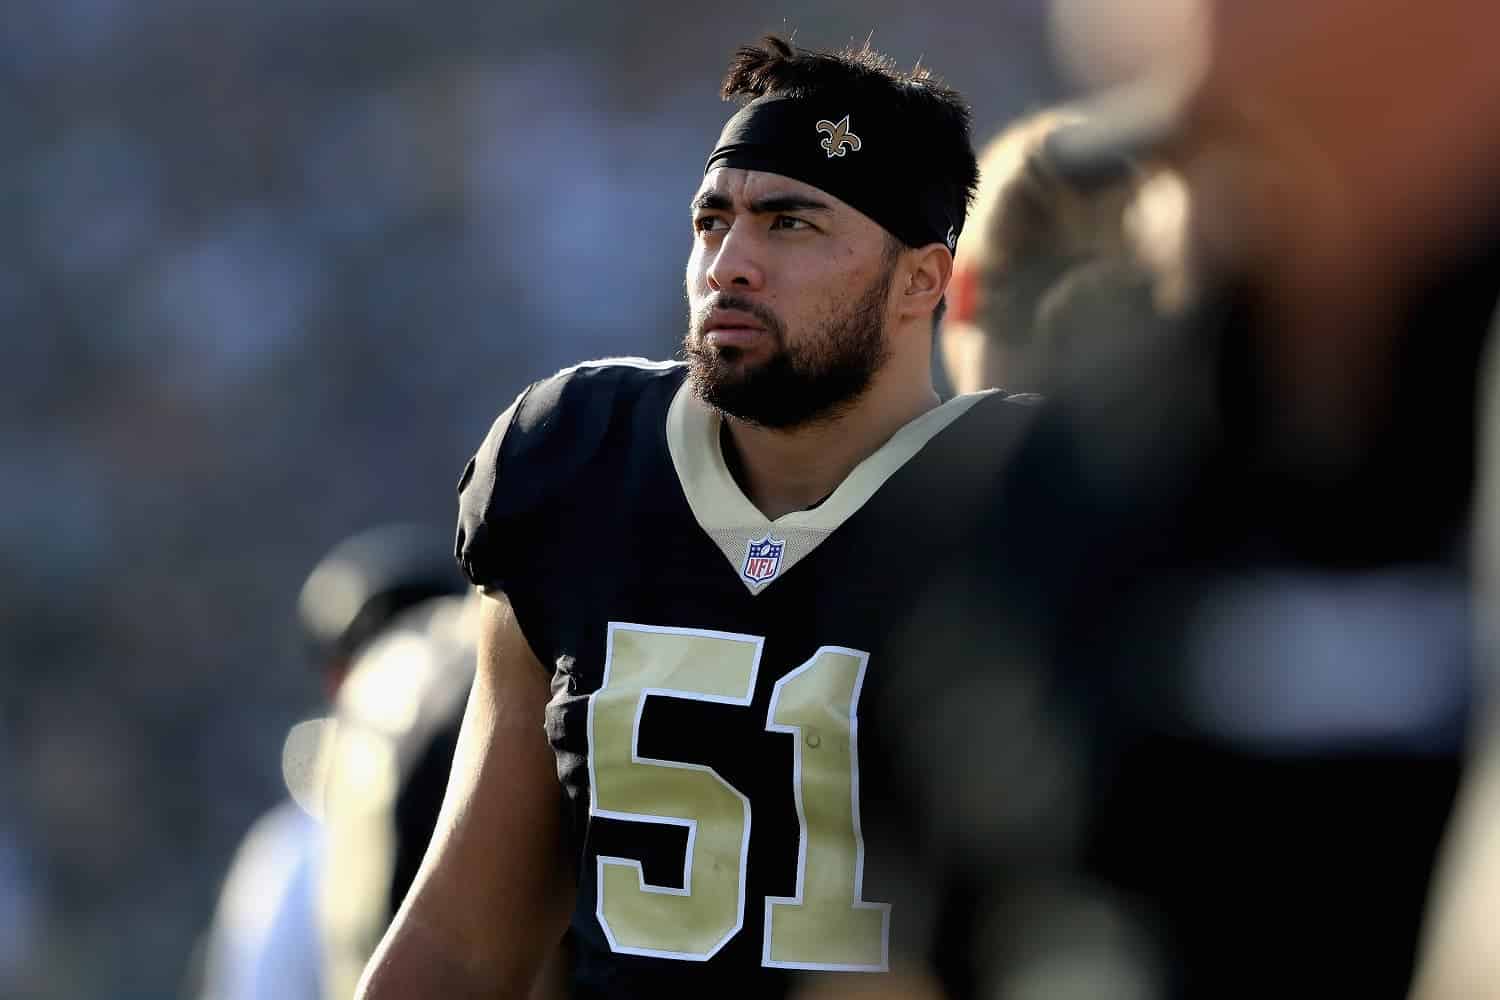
[764,647,890,971]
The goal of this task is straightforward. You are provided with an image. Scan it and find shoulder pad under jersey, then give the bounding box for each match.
[454,358,685,593]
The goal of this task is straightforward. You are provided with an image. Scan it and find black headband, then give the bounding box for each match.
[705,94,962,252]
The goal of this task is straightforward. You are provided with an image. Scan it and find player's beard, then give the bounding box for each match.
[683,266,894,430]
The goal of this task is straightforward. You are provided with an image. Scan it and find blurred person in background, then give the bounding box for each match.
[866,0,1500,996]
[939,107,1189,396]
[194,524,462,1000]
[352,32,1063,1000]
[318,590,569,1000]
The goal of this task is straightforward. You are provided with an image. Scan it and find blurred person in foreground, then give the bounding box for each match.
[352,33,1059,1000]
[939,107,1188,396]
[868,0,1500,996]
[194,524,461,1000]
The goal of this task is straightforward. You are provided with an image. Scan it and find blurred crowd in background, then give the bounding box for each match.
[0,2,1060,997]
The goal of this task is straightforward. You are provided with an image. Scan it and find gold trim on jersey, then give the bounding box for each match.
[666,380,995,594]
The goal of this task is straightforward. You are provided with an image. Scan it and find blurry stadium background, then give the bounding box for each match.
[0,2,1068,997]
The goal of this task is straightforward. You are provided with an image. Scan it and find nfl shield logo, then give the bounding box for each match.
[742,534,786,585]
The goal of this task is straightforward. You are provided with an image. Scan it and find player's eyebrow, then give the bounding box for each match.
[691,191,833,215]
[691,191,734,213]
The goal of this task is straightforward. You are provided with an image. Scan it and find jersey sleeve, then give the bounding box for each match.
[454,360,679,595]
[453,385,530,595]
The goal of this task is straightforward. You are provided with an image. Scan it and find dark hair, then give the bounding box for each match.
[722,35,979,328]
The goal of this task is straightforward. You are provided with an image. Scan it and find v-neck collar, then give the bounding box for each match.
[666,381,996,594]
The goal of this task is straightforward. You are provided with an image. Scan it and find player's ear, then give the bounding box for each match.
[898,244,954,326]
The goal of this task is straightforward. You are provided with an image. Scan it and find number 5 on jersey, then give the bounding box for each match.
[587,622,890,970]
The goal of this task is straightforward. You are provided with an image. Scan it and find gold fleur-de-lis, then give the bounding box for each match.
[815,115,862,158]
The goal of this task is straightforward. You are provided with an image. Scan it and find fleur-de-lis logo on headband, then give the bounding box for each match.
[815,115,862,158]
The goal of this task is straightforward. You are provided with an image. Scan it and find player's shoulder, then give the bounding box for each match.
[456,357,685,591]
[892,388,1045,505]
[470,356,683,475]
[945,387,1045,437]
[501,355,684,441]
[969,387,1045,411]
[520,355,686,412]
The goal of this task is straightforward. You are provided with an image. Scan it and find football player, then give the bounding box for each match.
[355,34,1040,1000]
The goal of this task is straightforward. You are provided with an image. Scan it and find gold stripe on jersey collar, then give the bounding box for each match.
[666,380,996,593]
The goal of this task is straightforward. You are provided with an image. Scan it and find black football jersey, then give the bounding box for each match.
[455,359,1034,997]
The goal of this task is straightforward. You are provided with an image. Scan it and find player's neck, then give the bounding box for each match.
[722,363,940,520]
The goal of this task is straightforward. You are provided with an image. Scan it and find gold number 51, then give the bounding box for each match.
[587,622,890,971]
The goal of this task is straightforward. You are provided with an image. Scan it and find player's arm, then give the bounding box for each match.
[355,592,573,999]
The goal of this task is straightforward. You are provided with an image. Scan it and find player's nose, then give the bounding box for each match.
[705,224,766,293]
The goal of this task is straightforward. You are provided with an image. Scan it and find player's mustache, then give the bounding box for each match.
[691,295,786,343]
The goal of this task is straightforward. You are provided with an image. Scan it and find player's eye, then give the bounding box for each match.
[694,215,728,235]
[771,215,812,232]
